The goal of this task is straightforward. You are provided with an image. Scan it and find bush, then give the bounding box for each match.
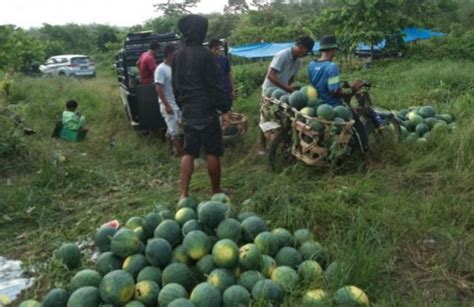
[232,61,269,97]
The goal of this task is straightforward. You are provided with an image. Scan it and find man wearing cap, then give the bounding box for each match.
[172,14,230,199]
[308,35,373,167]
[137,41,159,85]
[259,36,315,154]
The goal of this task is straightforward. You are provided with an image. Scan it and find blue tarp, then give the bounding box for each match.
[229,27,445,58]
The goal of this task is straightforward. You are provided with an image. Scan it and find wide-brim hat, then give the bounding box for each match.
[319,35,339,51]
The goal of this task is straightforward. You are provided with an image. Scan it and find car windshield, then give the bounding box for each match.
[71,57,90,65]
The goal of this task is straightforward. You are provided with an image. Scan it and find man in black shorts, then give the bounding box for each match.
[172,14,230,199]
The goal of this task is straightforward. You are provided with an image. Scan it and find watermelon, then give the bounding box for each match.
[70,269,102,290]
[254,232,279,256]
[154,220,182,246]
[298,260,323,283]
[55,243,81,269]
[333,286,369,307]
[436,113,453,124]
[240,216,267,242]
[158,283,188,307]
[332,117,345,134]
[212,239,239,268]
[408,112,424,126]
[182,219,203,236]
[175,208,197,227]
[183,230,212,260]
[100,270,135,305]
[137,266,162,284]
[162,263,196,291]
[145,238,172,267]
[208,268,236,292]
[239,243,262,270]
[42,288,69,307]
[125,217,145,230]
[300,107,316,117]
[334,105,351,121]
[196,255,216,278]
[96,252,122,276]
[417,137,428,144]
[432,121,449,133]
[293,229,314,247]
[123,254,148,279]
[317,104,335,121]
[190,282,221,307]
[177,197,198,211]
[251,279,284,304]
[418,106,437,118]
[270,266,299,291]
[271,89,286,100]
[237,211,257,222]
[261,255,277,278]
[404,132,418,143]
[238,271,264,292]
[172,244,192,265]
[142,213,162,238]
[289,91,307,110]
[216,218,241,243]
[134,227,147,243]
[168,298,195,307]
[299,241,327,266]
[125,301,146,307]
[158,209,174,221]
[307,97,321,108]
[271,228,294,248]
[18,300,42,307]
[222,285,250,307]
[302,289,330,306]
[275,247,303,269]
[415,123,430,137]
[301,85,318,98]
[280,94,290,104]
[67,286,101,307]
[264,87,277,98]
[397,109,409,120]
[94,226,118,252]
[400,126,408,138]
[448,122,457,131]
[134,280,160,306]
[198,201,227,229]
[111,228,141,258]
[424,117,438,128]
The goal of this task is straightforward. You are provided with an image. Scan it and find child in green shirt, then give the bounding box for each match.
[62,100,86,130]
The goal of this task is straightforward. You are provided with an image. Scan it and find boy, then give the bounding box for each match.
[62,99,86,130]
[208,38,236,110]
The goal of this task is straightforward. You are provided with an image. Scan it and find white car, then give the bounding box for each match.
[39,55,96,77]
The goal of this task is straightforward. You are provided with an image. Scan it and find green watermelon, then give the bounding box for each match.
[182,230,211,260]
[182,219,203,236]
[289,91,307,110]
[261,255,277,278]
[177,197,198,211]
[111,228,141,258]
[237,211,257,222]
[134,280,160,306]
[301,85,318,98]
[155,220,182,246]
[415,123,430,137]
[145,238,172,267]
[298,260,323,283]
[142,213,162,238]
[18,300,42,307]
[300,107,316,117]
[162,263,196,291]
[175,208,197,227]
[397,109,409,120]
[239,243,262,270]
[212,239,239,268]
[68,286,101,307]
[408,112,424,126]
[424,117,438,128]
[264,87,277,98]
[302,289,330,306]
[254,231,279,256]
[125,301,146,307]
[190,282,222,307]
[137,266,162,284]
[196,255,216,279]
[270,266,299,291]
[240,216,267,242]
[208,268,236,292]
[123,254,148,279]
[70,269,102,290]
[436,113,453,124]
[238,270,264,292]
[271,89,287,100]
[94,226,118,253]
[100,270,135,305]
[96,252,122,276]
[293,229,314,247]
[158,283,188,307]
[271,228,294,248]
[298,241,327,265]
[417,137,428,144]
[317,104,335,121]
[333,286,369,306]
[222,285,250,307]
[432,121,449,133]
[251,279,284,304]
[42,288,69,307]
[334,105,351,121]
[307,97,321,108]
[172,244,192,265]
[216,218,241,243]
[55,243,81,269]
[168,298,195,307]
[280,94,290,104]
[400,126,408,138]
[134,227,147,243]
[418,106,437,118]
[125,217,145,230]
[275,247,303,269]
[448,122,457,131]
[158,209,175,221]
[404,132,418,143]
[198,201,227,229]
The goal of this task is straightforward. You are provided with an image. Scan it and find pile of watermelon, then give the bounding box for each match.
[19,194,370,307]
[395,105,456,144]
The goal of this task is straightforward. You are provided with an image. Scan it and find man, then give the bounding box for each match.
[172,15,230,199]
[259,36,315,154]
[208,39,236,110]
[307,35,373,167]
[137,41,159,85]
[155,44,183,156]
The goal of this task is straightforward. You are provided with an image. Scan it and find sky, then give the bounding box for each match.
[1,0,229,29]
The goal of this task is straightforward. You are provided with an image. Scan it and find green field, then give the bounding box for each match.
[1,58,473,305]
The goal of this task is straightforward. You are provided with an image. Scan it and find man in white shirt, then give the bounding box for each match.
[155,44,183,156]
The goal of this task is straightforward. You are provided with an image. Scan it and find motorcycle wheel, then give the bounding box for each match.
[268,129,295,172]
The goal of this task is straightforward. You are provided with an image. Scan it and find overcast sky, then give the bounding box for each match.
[1,0,228,29]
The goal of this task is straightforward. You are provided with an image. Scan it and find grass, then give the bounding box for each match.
[1,58,473,305]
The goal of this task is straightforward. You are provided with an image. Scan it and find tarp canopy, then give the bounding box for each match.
[229,27,445,59]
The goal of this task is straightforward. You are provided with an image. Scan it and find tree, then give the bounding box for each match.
[154,0,201,17]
